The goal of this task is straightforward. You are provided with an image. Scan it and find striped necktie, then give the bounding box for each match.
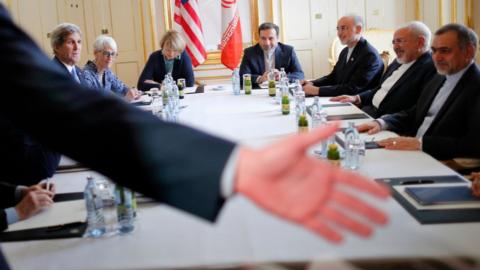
[71,68,80,84]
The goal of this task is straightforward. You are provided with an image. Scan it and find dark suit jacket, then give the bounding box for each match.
[0,116,60,186]
[359,52,436,118]
[312,38,383,96]
[0,4,233,222]
[52,56,89,86]
[383,64,480,160]
[239,43,304,87]
[137,50,195,91]
[0,182,17,232]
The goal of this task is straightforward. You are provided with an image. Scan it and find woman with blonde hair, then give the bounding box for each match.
[137,30,194,91]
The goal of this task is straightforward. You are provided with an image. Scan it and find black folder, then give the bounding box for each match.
[53,192,84,203]
[322,103,351,108]
[326,113,369,121]
[376,175,480,224]
[0,222,87,242]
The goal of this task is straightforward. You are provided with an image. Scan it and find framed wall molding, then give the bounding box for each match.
[465,0,473,27]
[451,0,457,22]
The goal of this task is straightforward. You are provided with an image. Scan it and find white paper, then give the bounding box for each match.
[6,200,86,232]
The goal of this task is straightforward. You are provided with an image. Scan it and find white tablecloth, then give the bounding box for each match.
[3,85,477,270]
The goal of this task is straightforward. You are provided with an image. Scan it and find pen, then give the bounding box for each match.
[46,177,50,191]
[400,179,435,185]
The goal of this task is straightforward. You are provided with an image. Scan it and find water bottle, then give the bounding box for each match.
[96,179,118,236]
[281,80,290,115]
[294,90,305,123]
[115,185,135,234]
[344,122,362,170]
[232,68,240,95]
[84,176,106,238]
[311,98,328,157]
[280,67,287,81]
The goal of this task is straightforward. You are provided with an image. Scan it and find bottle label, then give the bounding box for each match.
[245,85,251,94]
[282,103,290,114]
[298,126,308,133]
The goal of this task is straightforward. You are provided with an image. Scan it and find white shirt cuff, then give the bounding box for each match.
[376,118,388,130]
[220,146,240,198]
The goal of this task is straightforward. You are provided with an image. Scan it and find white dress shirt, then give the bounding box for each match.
[415,62,473,138]
[371,60,415,108]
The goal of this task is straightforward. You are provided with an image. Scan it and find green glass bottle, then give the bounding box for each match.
[298,114,309,133]
[281,95,290,115]
[327,143,341,166]
[243,74,252,95]
[268,79,276,97]
[177,78,185,99]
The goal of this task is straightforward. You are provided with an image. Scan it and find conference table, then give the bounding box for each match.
[2,85,479,270]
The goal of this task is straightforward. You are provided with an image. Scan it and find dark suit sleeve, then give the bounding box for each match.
[317,52,383,96]
[0,182,16,209]
[0,210,7,232]
[0,117,60,185]
[311,48,348,87]
[239,48,261,85]
[0,182,16,231]
[422,88,480,160]
[382,105,417,134]
[0,5,234,222]
[137,53,159,91]
[179,52,195,87]
[286,48,304,81]
[358,88,376,106]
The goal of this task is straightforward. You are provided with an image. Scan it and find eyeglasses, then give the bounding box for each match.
[102,51,117,57]
[336,25,350,32]
[392,38,408,45]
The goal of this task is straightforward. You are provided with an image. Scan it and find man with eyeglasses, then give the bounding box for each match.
[302,15,383,97]
[330,21,437,118]
[50,23,88,86]
[357,23,480,161]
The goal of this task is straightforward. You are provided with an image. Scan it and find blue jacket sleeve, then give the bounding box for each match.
[137,53,159,91]
[179,52,195,87]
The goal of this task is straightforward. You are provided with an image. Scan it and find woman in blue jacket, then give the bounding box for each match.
[137,30,195,91]
[83,35,140,101]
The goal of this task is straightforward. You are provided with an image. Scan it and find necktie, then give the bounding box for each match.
[71,68,80,84]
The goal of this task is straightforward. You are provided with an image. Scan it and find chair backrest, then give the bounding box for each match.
[329,28,395,73]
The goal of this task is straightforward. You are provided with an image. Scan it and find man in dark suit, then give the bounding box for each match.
[0,5,389,263]
[331,21,437,118]
[239,22,304,87]
[50,23,88,86]
[0,116,60,185]
[303,15,383,97]
[358,23,480,161]
[1,182,55,232]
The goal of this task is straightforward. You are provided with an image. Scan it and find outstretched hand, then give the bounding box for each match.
[235,123,390,243]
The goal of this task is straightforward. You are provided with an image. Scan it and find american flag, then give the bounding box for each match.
[173,0,206,67]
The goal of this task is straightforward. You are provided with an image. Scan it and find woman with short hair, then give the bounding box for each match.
[137,30,195,91]
[83,35,139,101]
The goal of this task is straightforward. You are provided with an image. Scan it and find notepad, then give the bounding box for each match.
[405,186,480,206]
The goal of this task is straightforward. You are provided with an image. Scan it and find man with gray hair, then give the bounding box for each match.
[358,23,480,161]
[331,21,437,118]
[50,23,87,86]
[303,15,383,96]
